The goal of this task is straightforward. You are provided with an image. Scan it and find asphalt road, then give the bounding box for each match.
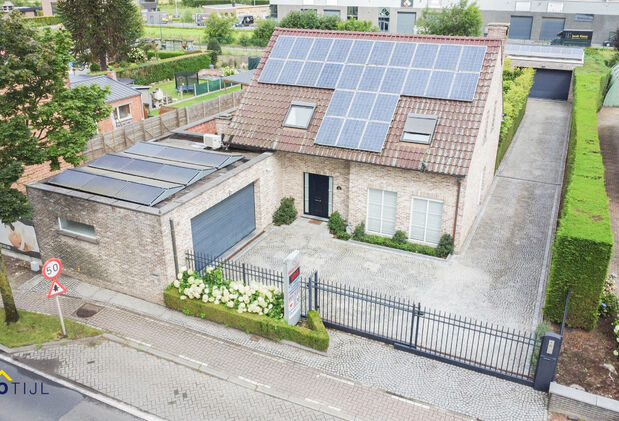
[0,360,139,421]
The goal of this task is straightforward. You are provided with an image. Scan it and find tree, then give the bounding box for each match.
[336,18,379,33]
[0,13,110,324]
[204,14,235,44]
[279,10,339,30]
[252,19,275,47]
[416,0,482,37]
[207,38,221,65]
[57,0,143,69]
[181,10,193,24]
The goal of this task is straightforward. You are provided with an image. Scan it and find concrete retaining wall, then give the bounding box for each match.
[548,382,619,421]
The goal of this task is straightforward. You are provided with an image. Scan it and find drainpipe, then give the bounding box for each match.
[452,177,463,241]
[169,218,179,275]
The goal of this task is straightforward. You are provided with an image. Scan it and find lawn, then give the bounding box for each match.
[150,84,241,116]
[143,26,253,46]
[0,309,101,348]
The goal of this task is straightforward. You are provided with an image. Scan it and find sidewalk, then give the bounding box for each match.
[13,275,547,421]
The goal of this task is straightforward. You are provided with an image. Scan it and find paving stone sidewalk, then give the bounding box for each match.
[15,277,547,421]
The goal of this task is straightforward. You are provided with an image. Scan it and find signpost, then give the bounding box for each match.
[283,250,301,326]
[42,258,67,336]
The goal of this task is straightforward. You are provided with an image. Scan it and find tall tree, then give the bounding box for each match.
[204,14,235,44]
[57,0,143,69]
[0,13,110,324]
[416,0,483,37]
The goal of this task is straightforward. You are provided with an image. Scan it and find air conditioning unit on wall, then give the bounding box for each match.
[203,133,222,150]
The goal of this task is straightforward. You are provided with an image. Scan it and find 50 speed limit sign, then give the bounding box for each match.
[42,258,62,280]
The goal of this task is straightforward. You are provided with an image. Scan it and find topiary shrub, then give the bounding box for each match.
[273,197,297,226]
[116,53,211,84]
[435,234,454,258]
[328,212,347,235]
[392,230,407,245]
[336,231,351,241]
[352,222,366,241]
[207,38,221,65]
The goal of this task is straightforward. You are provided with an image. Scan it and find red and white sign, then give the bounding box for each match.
[47,279,67,298]
[42,258,62,280]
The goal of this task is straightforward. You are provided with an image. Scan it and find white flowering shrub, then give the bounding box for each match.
[614,318,619,358]
[171,266,285,320]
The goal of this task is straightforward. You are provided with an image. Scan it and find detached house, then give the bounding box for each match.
[228,27,504,250]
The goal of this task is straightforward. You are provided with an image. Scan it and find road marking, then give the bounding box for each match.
[238,376,271,389]
[327,406,342,411]
[125,337,152,348]
[304,398,321,405]
[317,373,354,386]
[178,355,206,366]
[391,395,430,409]
[251,352,285,363]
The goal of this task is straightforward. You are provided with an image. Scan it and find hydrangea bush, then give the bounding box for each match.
[171,267,285,320]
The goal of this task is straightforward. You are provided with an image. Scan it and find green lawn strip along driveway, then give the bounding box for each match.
[0,309,100,348]
[544,51,614,330]
[164,288,329,351]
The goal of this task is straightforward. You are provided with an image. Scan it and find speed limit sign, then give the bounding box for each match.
[42,258,62,280]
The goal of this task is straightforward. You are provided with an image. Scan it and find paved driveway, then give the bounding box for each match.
[234,99,570,331]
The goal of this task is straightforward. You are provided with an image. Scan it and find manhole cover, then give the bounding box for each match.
[75,303,103,318]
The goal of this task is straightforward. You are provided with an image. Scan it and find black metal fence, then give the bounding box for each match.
[186,251,541,386]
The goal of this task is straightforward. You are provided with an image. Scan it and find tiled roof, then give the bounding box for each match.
[70,75,141,103]
[228,28,502,177]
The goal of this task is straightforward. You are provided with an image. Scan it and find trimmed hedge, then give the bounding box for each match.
[164,288,329,351]
[22,16,61,27]
[116,53,211,85]
[543,68,613,330]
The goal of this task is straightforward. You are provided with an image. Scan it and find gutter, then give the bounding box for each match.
[452,176,463,241]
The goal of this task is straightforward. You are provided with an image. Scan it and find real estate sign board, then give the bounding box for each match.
[283,250,301,326]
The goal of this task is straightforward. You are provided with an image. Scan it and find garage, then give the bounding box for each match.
[190,183,256,263]
[529,69,572,100]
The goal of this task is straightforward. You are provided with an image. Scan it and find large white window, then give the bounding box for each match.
[114,104,131,121]
[410,197,443,245]
[58,218,96,239]
[367,189,397,235]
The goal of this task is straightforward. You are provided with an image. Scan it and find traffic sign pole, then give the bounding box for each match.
[55,294,66,336]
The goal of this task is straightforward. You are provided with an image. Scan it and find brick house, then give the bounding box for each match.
[27,28,505,302]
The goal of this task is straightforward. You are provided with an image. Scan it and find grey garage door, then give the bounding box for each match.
[509,16,533,40]
[397,12,416,34]
[539,17,565,41]
[529,69,571,100]
[190,183,255,263]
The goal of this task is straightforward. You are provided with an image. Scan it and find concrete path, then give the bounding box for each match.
[234,99,570,331]
[12,275,547,421]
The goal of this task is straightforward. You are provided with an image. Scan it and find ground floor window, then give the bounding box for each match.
[270,4,277,19]
[410,197,443,245]
[347,6,358,20]
[378,8,390,32]
[367,188,397,235]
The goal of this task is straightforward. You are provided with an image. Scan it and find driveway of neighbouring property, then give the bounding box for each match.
[234,99,570,331]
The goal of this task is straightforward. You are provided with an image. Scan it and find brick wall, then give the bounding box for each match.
[187,119,217,135]
[98,95,144,134]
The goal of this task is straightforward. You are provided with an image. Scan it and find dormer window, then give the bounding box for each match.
[401,114,438,145]
[283,101,316,129]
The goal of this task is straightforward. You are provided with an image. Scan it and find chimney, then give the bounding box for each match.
[106,70,117,80]
[486,23,510,54]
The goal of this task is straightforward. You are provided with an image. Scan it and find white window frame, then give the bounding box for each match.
[366,188,397,236]
[283,101,316,129]
[113,103,132,124]
[58,217,96,239]
[409,196,443,246]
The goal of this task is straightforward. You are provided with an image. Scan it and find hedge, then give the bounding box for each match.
[22,16,61,27]
[543,68,613,330]
[115,53,211,85]
[164,288,329,351]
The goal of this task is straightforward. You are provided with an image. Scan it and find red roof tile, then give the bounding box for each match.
[228,28,502,177]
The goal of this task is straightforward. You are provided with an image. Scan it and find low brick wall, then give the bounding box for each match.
[548,382,619,421]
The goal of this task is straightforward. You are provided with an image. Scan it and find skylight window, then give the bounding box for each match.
[283,101,316,129]
[401,114,438,145]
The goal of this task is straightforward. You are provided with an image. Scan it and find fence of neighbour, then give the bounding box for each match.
[185,251,544,387]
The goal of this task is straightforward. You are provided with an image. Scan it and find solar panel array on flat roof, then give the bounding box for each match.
[125,142,243,168]
[260,35,487,153]
[505,43,584,61]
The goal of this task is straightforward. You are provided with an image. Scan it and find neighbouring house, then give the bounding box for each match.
[27,27,505,303]
[2,1,39,16]
[70,73,146,133]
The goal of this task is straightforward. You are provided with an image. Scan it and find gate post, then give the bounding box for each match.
[242,263,247,286]
[533,332,562,391]
[314,271,319,311]
[308,273,313,312]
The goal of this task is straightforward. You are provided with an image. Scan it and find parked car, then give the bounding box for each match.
[602,33,617,47]
[196,13,209,26]
[235,15,254,27]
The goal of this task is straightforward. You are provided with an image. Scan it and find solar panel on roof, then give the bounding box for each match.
[412,44,439,69]
[358,122,390,152]
[449,72,479,101]
[434,45,462,70]
[125,143,241,168]
[316,63,343,88]
[380,67,408,94]
[347,40,373,64]
[270,36,295,59]
[297,61,324,87]
[505,43,582,60]
[402,69,431,97]
[458,46,486,72]
[115,183,164,204]
[309,38,333,61]
[314,117,344,146]
[359,66,386,92]
[368,41,395,65]
[326,90,354,117]
[278,60,304,84]
[337,65,364,90]
[258,58,284,83]
[327,39,353,63]
[336,119,366,149]
[289,37,314,60]
[426,71,454,99]
[389,42,416,67]
[370,94,399,122]
[348,92,376,119]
